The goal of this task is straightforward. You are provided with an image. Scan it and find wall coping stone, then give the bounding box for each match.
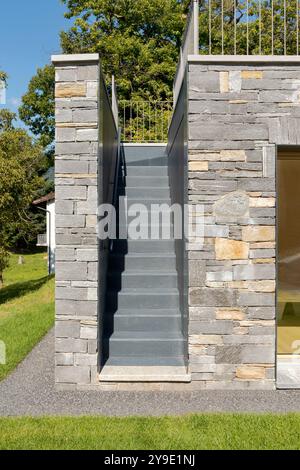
[52,54,100,64]
[188,55,300,64]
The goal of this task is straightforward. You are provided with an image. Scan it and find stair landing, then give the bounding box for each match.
[100,366,191,383]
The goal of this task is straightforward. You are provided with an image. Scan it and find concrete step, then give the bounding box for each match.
[123,146,167,165]
[124,197,172,207]
[125,166,169,177]
[112,239,175,254]
[103,331,185,357]
[121,176,169,188]
[109,253,177,271]
[99,365,190,382]
[104,309,181,331]
[103,356,186,367]
[106,289,180,310]
[121,187,171,198]
[107,271,178,289]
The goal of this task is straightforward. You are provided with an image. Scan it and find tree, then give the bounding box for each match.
[60,0,189,101]
[0,109,16,132]
[19,65,55,152]
[0,118,45,285]
[0,71,7,84]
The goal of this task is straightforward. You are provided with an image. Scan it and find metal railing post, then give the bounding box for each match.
[112,75,119,128]
[193,0,199,55]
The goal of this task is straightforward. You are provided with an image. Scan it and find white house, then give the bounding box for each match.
[33,192,55,274]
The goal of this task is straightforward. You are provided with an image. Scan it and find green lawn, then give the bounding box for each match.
[0,414,300,450]
[0,252,54,381]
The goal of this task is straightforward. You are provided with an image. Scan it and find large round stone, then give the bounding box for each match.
[213,191,249,222]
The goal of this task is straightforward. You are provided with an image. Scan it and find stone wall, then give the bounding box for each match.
[53,55,100,390]
[188,61,300,390]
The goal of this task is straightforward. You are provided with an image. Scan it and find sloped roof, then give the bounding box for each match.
[33,192,55,205]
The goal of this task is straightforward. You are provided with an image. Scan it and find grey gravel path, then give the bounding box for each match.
[1,329,300,416]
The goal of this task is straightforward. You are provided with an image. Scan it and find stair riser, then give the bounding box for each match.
[105,315,181,332]
[105,339,185,357]
[122,188,171,198]
[121,177,169,188]
[125,167,169,177]
[109,256,177,271]
[107,294,179,310]
[108,274,178,289]
[113,240,175,254]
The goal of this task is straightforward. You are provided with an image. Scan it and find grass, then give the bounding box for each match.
[0,252,54,381]
[0,414,300,449]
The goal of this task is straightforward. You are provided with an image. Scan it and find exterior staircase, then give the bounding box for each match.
[100,145,189,382]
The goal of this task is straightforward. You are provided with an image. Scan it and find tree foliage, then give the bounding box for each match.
[60,0,190,101]
[0,113,45,284]
[19,65,55,151]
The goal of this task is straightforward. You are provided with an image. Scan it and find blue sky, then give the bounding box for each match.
[0,0,69,122]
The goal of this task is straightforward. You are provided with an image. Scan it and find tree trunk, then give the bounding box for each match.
[0,272,3,288]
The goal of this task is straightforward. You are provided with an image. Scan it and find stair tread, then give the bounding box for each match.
[107,331,184,340]
[105,308,181,316]
[110,252,176,258]
[103,356,186,367]
[107,288,179,294]
[108,270,178,276]
[99,365,190,382]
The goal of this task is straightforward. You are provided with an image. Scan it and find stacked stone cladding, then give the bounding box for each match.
[187,62,300,389]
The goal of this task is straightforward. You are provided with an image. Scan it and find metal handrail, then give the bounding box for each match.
[173,1,199,107]
[110,127,122,253]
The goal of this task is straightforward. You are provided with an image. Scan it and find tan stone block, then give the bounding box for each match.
[228,280,275,293]
[189,161,209,171]
[56,83,86,98]
[86,215,97,227]
[253,258,275,264]
[229,100,248,104]
[236,366,266,380]
[220,72,229,93]
[250,242,275,249]
[215,238,249,260]
[249,197,275,208]
[189,152,221,161]
[220,150,246,161]
[248,192,262,197]
[240,320,275,327]
[241,71,263,79]
[242,226,275,242]
[57,122,98,128]
[216,308,245,321]
[233,327,249,335]
[189,334,223,346]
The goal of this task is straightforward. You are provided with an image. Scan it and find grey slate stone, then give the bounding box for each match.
[233,264,275,281]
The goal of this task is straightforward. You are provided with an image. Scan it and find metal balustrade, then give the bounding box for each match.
[119,100,173,143]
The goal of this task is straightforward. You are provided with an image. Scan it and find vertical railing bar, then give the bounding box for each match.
[222,0,224,55]
[297,0,299,55]
[234,0,237,55]
[161,102,164,143]
[247,0,249,55]
[137,101,139,143]
[130,102,133,142]
[193,0,199,54]
[259,0,262,55]
[284,0,287,55]
[155,102,158,143]
[123,101,126,141]
[272,0,274,55]
[143,102,145,143]
[149,102,151,143]
[209,0,212,54]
